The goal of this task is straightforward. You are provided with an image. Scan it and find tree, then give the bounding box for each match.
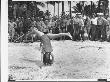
[98,0,109,15]
[46,1,56,16]
[45,10,51,20]
[8,1,45,19]
[72,1,98,17]
[62,1,64,13]
[56,1,61,18]
[27,1,45,17]
[46,1,49,10]
[72,1,82,14]
[68,1,71,18]
[46,1,62,17]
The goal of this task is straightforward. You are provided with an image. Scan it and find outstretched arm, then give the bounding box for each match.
[47,33,72,40]
[26,28,44,37]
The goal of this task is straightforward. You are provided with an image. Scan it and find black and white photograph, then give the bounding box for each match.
[8,0,110,81]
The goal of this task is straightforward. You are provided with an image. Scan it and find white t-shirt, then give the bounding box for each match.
[91,17,98,25]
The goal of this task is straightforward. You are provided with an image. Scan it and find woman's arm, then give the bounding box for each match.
[26,28,44,37]
[47,33,72,40]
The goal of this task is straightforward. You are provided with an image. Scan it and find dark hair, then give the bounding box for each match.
[43,32,48,34]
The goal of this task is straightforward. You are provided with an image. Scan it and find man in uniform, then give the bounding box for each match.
[8,19,17,42]
[78,14,85,41]
[40,18,47,32]
[36,17,42,32]
[60,17,67,33]
[73,13,83,41]
[107,15,110,41]
[97,13,108,41]
[44,19,50,33]
[90,14,98,41]
[31,17,37,28]
[84,15,91,40]
[48,18,56,34]
[66,16,73,36]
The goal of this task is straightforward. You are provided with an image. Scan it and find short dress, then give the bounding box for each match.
[40,34,53,53]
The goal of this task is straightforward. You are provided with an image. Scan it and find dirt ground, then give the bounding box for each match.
[8,40,110,80]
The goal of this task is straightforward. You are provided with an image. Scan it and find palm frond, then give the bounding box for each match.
[47,1,55,5]
[72,6,79,13]
[35,2,45,7]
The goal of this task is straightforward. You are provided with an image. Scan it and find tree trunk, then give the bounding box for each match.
[34,4,36,16]
[82,1,85,15]
[58,2,59,18]
[54,4,55,16]
[13,4,17,19]
[91,1,93,15]
[69,1,72,18]
[47,3,49,10]
[62,1,64,13]
[109,0,110,16]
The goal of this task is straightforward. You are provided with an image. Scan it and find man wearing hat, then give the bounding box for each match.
[40,18,47,32]
[24,17,32,33]
[44,20,50,33]
[66,16,73,37]
[60,16,68,40]
[60,16,67,32]
[97,13,108,41]
[73,13,79,41]
[73,13,84,41]
[36,17,42,32]
[84,15,91,40]
[78,14,85,41]
[107,15,110,41]
[90,13,98,41]
[8,19,17,42]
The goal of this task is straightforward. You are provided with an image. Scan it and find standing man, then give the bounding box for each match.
[18,17,24,42]
[44,20,49,33]
[90,14,98,41]
[60,17,67,33]
[84,15,91,40]
[48,18,56,34]
[36,17,42,32]
[66,16,73,36]
[18,17,23,35]
[107,15,110,41]
[78,14,85,41]
[31,17,37,28]
[40,18,47,32]
[73,13,82,41]
[54,19,60,35]
[8,19,17,42]
[97,13,108,41]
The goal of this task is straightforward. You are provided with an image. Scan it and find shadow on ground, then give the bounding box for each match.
[22,58,43,67]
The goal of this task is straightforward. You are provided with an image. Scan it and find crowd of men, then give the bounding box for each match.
[8,12,110,42]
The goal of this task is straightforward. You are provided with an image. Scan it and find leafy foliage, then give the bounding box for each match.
[72,0,109,16]
[8,0,45,19]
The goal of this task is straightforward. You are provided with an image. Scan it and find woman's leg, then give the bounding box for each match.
[41,48,43,63]
[43,53,47,65]
[50,53,54,64]
[41,52,43,63]
[41,47,46,64]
